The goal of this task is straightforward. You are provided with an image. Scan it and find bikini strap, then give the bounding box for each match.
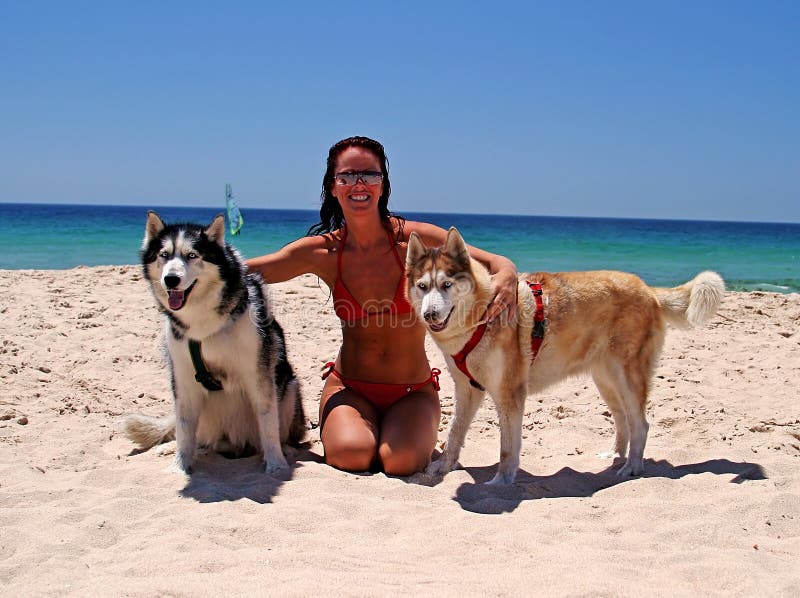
[336,226,346,276]
[321,361,336,380]
[385,225,405,270]
[430,368,441,391]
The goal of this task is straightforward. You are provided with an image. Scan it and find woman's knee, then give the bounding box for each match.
[325,445,376,472]
[322,428,378,472]
[378,391,439,476]
[319,387,379,472]
[379,443,432,476]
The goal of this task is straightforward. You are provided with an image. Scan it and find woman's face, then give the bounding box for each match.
[330,146,384,219]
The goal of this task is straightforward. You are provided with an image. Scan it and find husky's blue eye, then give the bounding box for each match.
[442,280,453,289]
[159,250,169,259]
[417,282,428,291]
[187,252,198,259]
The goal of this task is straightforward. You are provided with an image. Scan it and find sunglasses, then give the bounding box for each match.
[333,171,384,186]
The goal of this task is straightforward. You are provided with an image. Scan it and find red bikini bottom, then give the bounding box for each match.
[321,362,440,412]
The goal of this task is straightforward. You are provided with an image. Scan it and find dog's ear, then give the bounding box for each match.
[406,232,428,268]
[205,214,226,246]
[145,211,165,243]
[443,227,470,266]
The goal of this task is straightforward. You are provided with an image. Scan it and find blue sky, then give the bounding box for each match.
[1,1,798,222]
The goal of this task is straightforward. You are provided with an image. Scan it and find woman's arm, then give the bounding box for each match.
[245,235,332,285]
[408,222,519,322]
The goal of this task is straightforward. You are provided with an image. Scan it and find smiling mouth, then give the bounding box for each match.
[428,308,453,333]
[166,281,196,310]
[349,194,370,202]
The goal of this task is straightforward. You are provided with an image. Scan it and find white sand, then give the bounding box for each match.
[1,266,799,596]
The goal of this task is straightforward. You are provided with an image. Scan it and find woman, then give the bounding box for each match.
[247,136,518,476]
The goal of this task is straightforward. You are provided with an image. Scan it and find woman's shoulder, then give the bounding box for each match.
[287,229,344,254]
[397,219,447,244]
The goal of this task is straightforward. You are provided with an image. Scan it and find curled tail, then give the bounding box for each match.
[123,413,176,449]
[654,271,725,329]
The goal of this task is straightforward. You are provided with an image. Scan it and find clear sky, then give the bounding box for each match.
[1,1,798,222]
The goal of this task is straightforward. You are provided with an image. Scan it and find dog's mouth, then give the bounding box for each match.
[166,281,196,311]
[427,308,453,333]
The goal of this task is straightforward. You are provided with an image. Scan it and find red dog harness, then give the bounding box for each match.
[451,282,546,392]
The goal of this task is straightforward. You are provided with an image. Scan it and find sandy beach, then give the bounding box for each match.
[1,265,799,596]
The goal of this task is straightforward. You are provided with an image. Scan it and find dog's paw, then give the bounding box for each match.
[425,457,456,477]
[154,441,176,457]
[174,452,194,475]
[168,459,193,476]
[262,455,289,475]
[615,458,644,477]
[407,470,439,486]
[486,469,516,485]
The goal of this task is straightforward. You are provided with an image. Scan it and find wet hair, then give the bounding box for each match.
[307,136,405,241]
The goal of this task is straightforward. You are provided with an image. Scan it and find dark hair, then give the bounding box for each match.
[307,136,404,241]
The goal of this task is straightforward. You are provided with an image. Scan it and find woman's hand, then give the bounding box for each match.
[487,266,519,323]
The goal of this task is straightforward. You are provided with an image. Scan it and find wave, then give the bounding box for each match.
[726,280,798,294]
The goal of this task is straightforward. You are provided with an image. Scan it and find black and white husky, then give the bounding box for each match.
[124,211,305,474]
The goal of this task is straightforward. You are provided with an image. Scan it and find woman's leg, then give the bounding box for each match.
[379,387,441,476]
[319,375,380,472]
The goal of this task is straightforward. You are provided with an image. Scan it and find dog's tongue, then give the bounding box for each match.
[168,289,185,310]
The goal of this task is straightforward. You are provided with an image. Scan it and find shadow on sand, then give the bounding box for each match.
[415,458,767,515]
[176,445,324,504]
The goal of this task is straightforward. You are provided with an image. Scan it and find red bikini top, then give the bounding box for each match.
[333,225,415,323]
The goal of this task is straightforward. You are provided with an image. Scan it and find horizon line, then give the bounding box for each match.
[1,199,799,227]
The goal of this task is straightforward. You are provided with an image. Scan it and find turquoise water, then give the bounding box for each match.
[1,203,798,293]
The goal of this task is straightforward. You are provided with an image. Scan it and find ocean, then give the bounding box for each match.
[1,203,798,293]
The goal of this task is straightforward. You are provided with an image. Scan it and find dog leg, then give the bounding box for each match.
[487,387,526,485]
[278,377,306,447]
[615,364,649,477]
[248,377,289,474]
[592,366,630,460]
[427,380,485,477]
[174,393,202,474]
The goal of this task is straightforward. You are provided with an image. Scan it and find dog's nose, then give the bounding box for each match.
[164,275,181,289]
[423,310,438,322]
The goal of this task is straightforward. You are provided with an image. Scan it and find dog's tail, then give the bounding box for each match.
[123,413,176,449]
[653,271,725,329]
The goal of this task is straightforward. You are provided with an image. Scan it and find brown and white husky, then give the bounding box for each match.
[405,228,724,484]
